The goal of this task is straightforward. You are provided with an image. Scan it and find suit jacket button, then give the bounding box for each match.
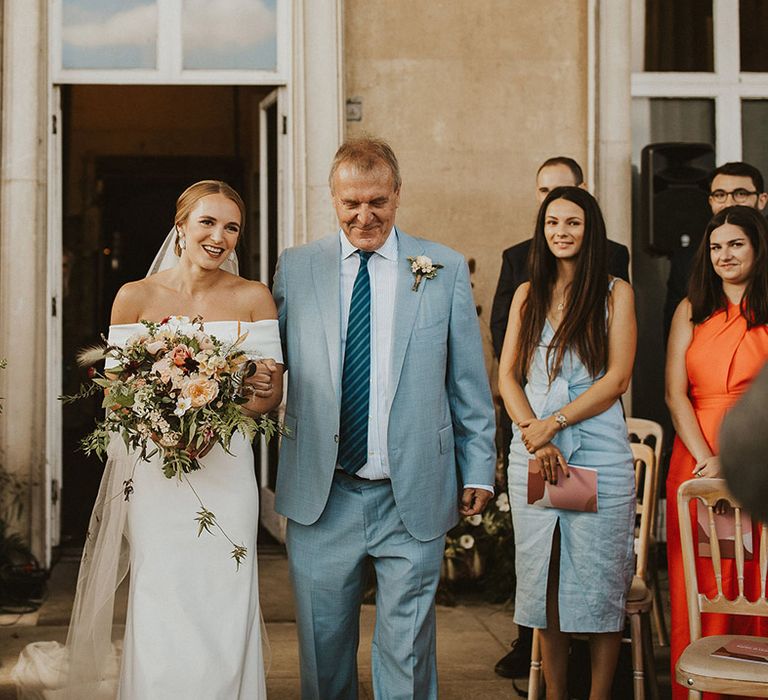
[334,434,339,443]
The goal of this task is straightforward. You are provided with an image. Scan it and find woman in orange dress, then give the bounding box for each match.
[666,205,768,700]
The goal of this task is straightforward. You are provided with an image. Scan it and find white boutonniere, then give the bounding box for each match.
[407,255,444,292]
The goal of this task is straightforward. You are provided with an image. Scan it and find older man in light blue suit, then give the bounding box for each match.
[273,137,496,700]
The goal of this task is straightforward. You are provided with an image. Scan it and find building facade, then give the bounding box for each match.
[4,1,765,565]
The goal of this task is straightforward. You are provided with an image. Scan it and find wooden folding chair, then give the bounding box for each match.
[675,477,768,698]
[527,443,660,699]
[625,443,660,700]
[627,416,669,647]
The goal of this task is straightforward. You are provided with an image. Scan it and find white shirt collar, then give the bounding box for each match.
[339,227,399,261]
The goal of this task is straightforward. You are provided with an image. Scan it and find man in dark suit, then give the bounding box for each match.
[490,156,630,679]
[663,161,767,341]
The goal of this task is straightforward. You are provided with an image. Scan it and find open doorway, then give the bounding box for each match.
[59,84,280,546]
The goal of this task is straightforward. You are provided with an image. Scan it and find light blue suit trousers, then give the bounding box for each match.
[287,472,444,700]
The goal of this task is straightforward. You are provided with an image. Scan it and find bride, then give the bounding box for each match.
[14,180,283,699]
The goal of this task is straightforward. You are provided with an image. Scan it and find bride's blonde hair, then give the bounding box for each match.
[174,180,246,256]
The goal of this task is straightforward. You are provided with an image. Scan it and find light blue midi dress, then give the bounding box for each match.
[507,313,635,633]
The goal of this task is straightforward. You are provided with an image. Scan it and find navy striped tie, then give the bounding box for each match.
[338,250,373,474]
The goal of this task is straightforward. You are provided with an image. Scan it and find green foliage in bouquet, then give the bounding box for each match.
[65,317,279,478]
[442,491,516,604]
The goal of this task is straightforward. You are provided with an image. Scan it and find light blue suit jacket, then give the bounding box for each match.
[272,229,496,541]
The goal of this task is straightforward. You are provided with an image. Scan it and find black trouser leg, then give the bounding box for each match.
[517,624,533,649]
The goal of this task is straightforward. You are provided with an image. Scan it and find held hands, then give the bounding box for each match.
[533,443,569,485]
[241,359,278,413]
[459,488,494,516]
[519,415,558,454]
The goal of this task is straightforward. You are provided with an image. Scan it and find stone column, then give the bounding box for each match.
[292,0,344,244]
[594,0,632,410]
[595,0,632,253]
[0,0,48,560]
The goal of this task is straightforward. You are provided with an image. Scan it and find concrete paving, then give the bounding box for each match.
[0,546,672,699]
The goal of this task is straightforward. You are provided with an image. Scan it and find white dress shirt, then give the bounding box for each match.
[339,230,493,493]
[339,229,396,480]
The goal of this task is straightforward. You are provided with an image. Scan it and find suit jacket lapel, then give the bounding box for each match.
[311,235,342,403]
[390,229,426,399]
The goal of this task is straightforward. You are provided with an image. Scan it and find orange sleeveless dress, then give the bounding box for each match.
[666,303,768,700]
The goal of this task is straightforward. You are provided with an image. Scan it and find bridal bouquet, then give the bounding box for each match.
[64,316,279,568]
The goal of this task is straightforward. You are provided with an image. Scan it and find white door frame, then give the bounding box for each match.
[257,87,289,543]
[44,84,64,567]
[45,85,292,551]
[259,89,279,285]
[258,86,293,281]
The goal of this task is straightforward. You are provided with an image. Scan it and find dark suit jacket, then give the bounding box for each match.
[490,238,631,359]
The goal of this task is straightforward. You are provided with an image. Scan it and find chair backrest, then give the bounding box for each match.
[628,417,664,540]
[627,416,663,467]
[631,442,658,580]
[677,477,768,641]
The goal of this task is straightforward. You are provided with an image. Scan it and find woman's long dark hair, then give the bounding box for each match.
[513,186,610,383]
[688,205,768,328]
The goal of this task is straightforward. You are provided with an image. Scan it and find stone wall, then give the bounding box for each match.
[343,0,590,366]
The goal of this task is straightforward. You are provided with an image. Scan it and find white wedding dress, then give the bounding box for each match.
[14,320,281,700]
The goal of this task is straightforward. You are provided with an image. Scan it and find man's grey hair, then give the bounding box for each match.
[329,136,402,192]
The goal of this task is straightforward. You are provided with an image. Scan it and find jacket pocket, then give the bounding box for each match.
[438,425,454,455]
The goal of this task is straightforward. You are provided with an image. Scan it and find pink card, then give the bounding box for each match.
[527,460,598,513]
[712,638,768,664]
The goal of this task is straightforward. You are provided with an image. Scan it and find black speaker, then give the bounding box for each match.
[640,142,715,256]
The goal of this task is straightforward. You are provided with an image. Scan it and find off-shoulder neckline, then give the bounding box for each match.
[109,319,277,329]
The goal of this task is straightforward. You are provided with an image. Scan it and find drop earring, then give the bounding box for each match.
[179,237,186,250]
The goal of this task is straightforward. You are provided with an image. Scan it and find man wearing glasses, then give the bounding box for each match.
[664,161,768,339]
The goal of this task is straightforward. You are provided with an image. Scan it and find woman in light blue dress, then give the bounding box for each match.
[498,187,636,699]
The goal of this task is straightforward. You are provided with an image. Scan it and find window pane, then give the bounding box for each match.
[632,97,715,167]
[62,0,157,70]
[740,0,768,72]
[742,101,768,185]
[642,0,713,71]
[182,0,278,71]
[649,98,715,145]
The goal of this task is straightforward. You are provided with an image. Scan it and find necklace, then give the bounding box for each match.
[554,286,568,312]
